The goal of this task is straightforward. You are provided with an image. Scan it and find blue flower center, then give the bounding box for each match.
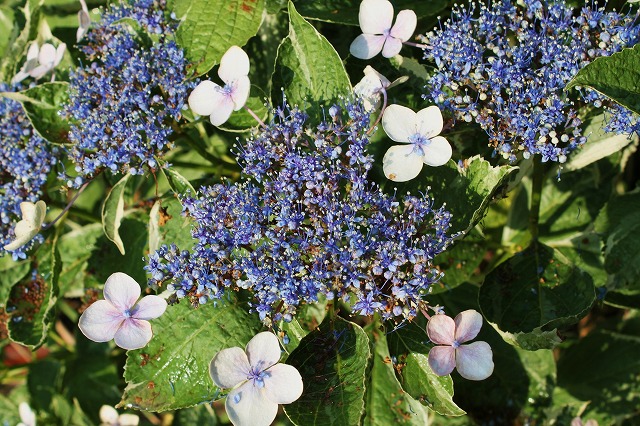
[452,340,460,349]
[408,133,430,156]
[247,366,267,388]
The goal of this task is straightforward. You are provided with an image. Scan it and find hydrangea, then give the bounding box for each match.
[146,100,453,321]
[1,84,56,259]
[422,0,640,162]
[63,0,194,187]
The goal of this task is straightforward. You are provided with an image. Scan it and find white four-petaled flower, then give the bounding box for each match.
[188,45,250,126]
[354,65,391,112]
[12,42,66,84]
[99,405,139,426]
[4,200,47,252]
[210,332,303,426]
[79,272,167,350]
[427,309,494,381]
[77,0,91,42]
[381,104,452,182]
[350,0,417,59]
[17,402,36,426]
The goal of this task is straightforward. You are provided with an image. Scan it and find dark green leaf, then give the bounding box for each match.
[479,241,595,349]
[174,404,219,425]
[364,331,430,425]
[0,82,71,145]
[271,1,352,120]
[101,173,131,255]
[594,188,640,309]
[0,256,31,306]
[0,1,41,82]
[567,44,640,115]
[120,300,262,411]
[284,316,370,426]
[7,240,60,349]
[148,197,195,255]
[162,167,196,196]
[557,331,640,424]
[402,353,465,416]
[173,0,265,76]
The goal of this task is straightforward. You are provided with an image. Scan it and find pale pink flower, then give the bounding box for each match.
[349,0,417,59]
[210,332,303,426]
[79,273,167,350]
[427,309,494,381]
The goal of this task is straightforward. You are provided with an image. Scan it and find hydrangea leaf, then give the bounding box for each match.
[173,404,219,425]
[433,229,486,292]
[147,197,195,256]
[594,188,640,308]
[0,256,31,308]
[364,332,430,425]
[0,0,41,82]
[278,318,308,355]
[271,1,352,120]
[62,338,121,424]
[401,353,465,417]
[58,217,149,297]
[6,239,60,349]
[557,331,640,424]
[101,173,131,256]
[0,82,71,145]
[0,7,15,62]
[567,43,640,115]
[161,168,196,197]
[284,316,370,426]
[120,300,262,411]
[563,114,637,172]
[173,0,265,76]
[289,0,449,25]
[479,241,595,349]
[383,156,517,236]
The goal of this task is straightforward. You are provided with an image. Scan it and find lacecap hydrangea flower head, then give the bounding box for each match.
[423,0,640,162]
[146,99,453,321]
[63,0,194,187]
[1,83,57,259]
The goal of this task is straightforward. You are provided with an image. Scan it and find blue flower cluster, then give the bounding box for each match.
[1,84,55,259]
[423,0,640,162]
[146,101,453,321]
[64,0,193,186]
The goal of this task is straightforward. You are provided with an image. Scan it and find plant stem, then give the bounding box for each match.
[529,155,544,241]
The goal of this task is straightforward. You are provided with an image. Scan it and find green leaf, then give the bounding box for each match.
[162,167,196,196]
[101,173,131,255]
[364,331,430,425]
[557,331,640,424]
[0,82,71,145]
[479,241,595,349]
[594,187,640,308]
[0,1,41,82]
[284,316,371,426]
[173,0,265,76]
[148,197,195,255]
[433,229,486,292]
[7,240,60,349]
[174,404,219,425]
[278,317,308,355]
[0,257,31,307]
[63,338,121,424]
[291,0,449,25]
[385,156,517,236]
[402,353,465,417]
[120,300,262,411]
[567,43,640,115]
[0,6,15,60]
[563,114,637,172]
[272,1,352,120]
